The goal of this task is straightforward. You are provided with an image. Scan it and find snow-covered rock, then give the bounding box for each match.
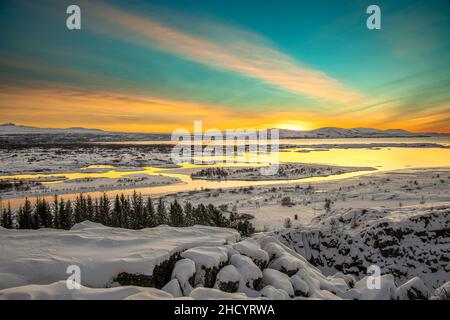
[171,259,196,295]
[261,269,294,297]
[260,285,290,300]
[0,280,174,300]
[229,254,262,290]
[232,238,269,269]
[189,287,250,300]
[0,223,439,300]
[430,281,450,300]
[290,275,309,297]
[277,203,450,289]
[181,246,230,287]
[214,265,241,293]
[0,222,239,290]
[394,277,429,300]
[269,252,306,276]
[341,274,397,300]
[162,279,183,298]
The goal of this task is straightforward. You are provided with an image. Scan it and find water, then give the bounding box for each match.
[2,137,450,207]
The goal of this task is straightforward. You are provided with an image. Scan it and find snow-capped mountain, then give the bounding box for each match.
[0,123,106,134]
[277,127,442,138]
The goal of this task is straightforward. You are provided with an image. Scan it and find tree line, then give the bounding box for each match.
[0,191,255,236]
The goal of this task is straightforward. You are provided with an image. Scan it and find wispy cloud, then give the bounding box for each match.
[84,1,364,105]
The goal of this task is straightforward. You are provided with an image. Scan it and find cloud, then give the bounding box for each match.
[83,1,364,105]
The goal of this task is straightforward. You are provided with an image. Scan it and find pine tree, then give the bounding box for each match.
[131,191,145,229]
[74,194,87,223]
[169,199,184,227]
[145,197,156,227]
[52,195,59,229]
[86,195,94,221]
[236,219,255,237]
[17,198,33,229]
[194,203,208,225]
[56,197,65,229]
[59,199,73,230]
[33,198,52,228]
[156,198,167,226]
[1,203,14,229]
[98,193,110,226]
[93,198,100,223]
[111,195,123,227]
[207,204,228,227]
[183,201,194,226]
[120,194,130,228]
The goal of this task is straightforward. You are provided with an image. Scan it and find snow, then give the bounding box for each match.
[341,275,397,300]
[260,285,290,300]
[162,279,183,298]
[0,280,173,300]
[0,222,239,290]
[261,269,294,297]
[171,258,196,295]
[188,287,250,300]
[395,277,429,300]
[181,246,231,287]
[214,265,241,288]
[229,254,262,290]
[290,275,309,296]
[0,223,443,300]
[232,238,269,267]
[277,202,450,289]
[181,246,230,270]
[269,252,306,275]
[431,281,450,300]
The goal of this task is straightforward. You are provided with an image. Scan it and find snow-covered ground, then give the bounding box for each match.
[1,222,446,300]
[0,145,174,175]
[275,202,450,290]
[162,168,450,231]
[190,163,375,181]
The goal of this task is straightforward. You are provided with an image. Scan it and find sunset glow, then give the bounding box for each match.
[0,0,449,133]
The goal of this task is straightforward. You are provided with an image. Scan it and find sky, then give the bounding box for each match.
[0,0,449,133]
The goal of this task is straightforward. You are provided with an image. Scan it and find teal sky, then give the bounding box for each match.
[0,0,449,132]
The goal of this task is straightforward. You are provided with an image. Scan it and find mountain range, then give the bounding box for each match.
[0,123,448,139]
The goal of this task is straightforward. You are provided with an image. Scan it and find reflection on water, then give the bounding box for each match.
[1,142,450,208]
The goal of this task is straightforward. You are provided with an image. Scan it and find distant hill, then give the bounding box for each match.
[0,123,447,143]
[0,123,106,135]
[277,126,447,138]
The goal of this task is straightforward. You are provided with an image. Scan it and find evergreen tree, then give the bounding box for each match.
[52,195,59,229]
[1,203,14,229]
[169,199,184,227]
[33,198,52,228]
[97,193,110,226]
[156,198,167,225]
[183,201,195,226]
[193,203,208,225]
[73,194,87,223]
[17,198,33,229]
[145,197,156,228]
[93,198,100,223]
[130,191,145,229]
[86,195,94,221]
[111,195,123,227]
[120,194,130,228]
[236,219,255,237]
[207,204,228,227]
[59,199,73,230]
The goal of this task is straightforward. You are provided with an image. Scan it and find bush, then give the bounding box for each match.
[283,217,292,228]
[281,196,293,206]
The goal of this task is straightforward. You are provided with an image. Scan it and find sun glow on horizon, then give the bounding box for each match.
[274,121,312,131]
